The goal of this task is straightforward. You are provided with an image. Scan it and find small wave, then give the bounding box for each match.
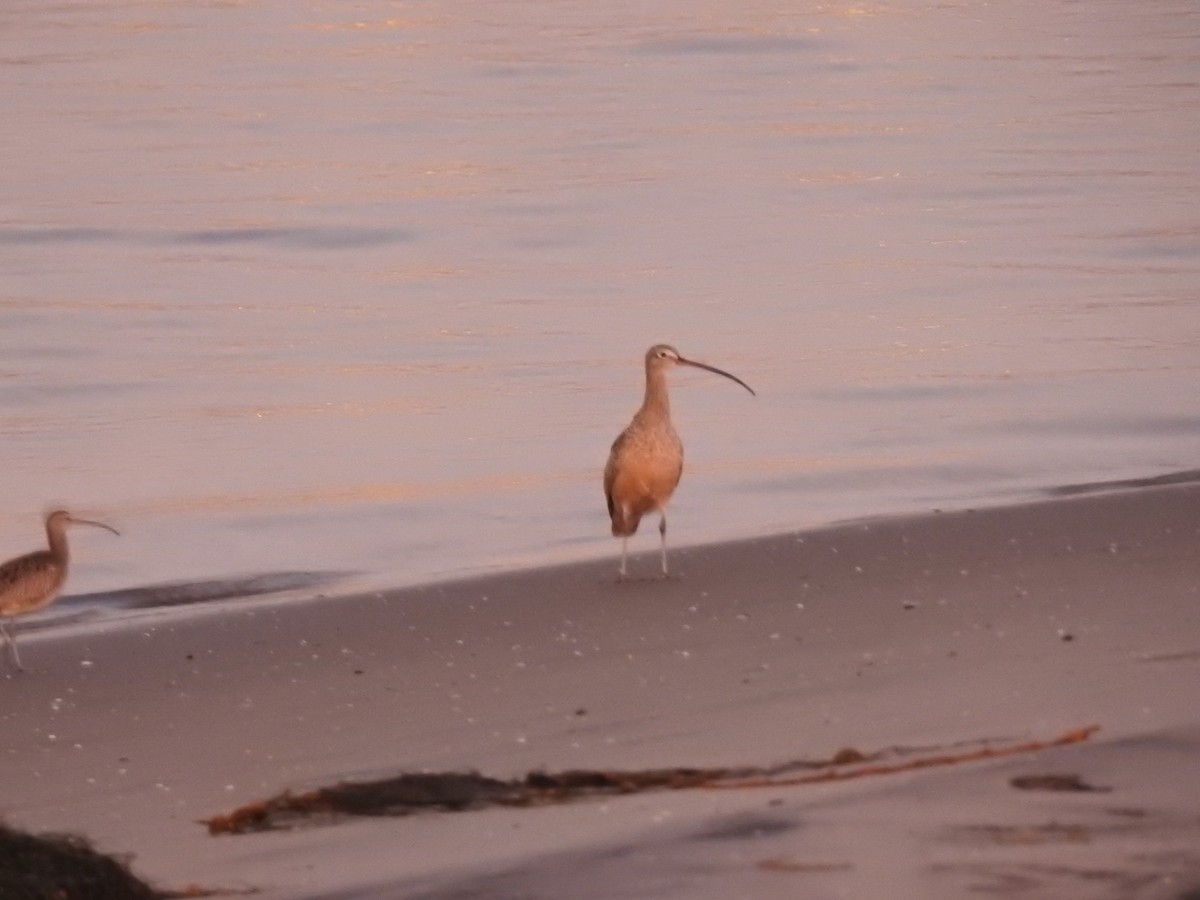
[17,571,353,636]
[0,225,413,250]
[1047,468,1200,497]
[632,34,818,57]
[171,226,413,249]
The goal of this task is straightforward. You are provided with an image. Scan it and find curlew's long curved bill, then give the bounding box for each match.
[677,357,756,396]
[71,517,121,537]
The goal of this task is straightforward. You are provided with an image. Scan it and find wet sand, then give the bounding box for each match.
[2,480,1199,898]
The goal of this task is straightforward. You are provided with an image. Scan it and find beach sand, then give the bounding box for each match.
[2,480,1198,898]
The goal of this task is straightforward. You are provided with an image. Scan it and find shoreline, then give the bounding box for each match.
[24,467,1200,644]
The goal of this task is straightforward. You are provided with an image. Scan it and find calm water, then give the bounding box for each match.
[2,0,1198,616]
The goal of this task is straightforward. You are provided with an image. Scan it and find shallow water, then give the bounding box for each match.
[1,0,1198,613]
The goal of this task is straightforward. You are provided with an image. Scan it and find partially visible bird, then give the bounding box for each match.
[604,344,755,579]
[0,510,120,671]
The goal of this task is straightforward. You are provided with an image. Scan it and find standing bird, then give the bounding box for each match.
[604,344,755,578]
[0,510,120,671]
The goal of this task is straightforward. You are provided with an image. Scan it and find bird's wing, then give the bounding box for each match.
[603,429,630,520]
[0,551,64,615]
[0,551,44,591]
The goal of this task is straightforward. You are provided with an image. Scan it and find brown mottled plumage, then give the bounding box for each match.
[604,345,754,578]
[0,510,119,672]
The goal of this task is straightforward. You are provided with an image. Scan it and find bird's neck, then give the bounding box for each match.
[46,524,70,565]
[638,367,671,421]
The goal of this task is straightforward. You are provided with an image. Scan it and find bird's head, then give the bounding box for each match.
[643,344,755,396]
[45,509,120,537]
[645,344,683,371]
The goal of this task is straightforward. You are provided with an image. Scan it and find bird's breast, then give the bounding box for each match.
[610,425,683,494]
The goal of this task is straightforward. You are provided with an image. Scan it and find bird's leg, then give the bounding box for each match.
[1,618,23,672]
[659,513,669,577]
[619,536,628,580]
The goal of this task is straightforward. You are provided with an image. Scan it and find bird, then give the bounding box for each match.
[604,344,754,579]
[0,510,120,672]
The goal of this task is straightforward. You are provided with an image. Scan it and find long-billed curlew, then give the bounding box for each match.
[604,344,755,579]
[0,510,119,671]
